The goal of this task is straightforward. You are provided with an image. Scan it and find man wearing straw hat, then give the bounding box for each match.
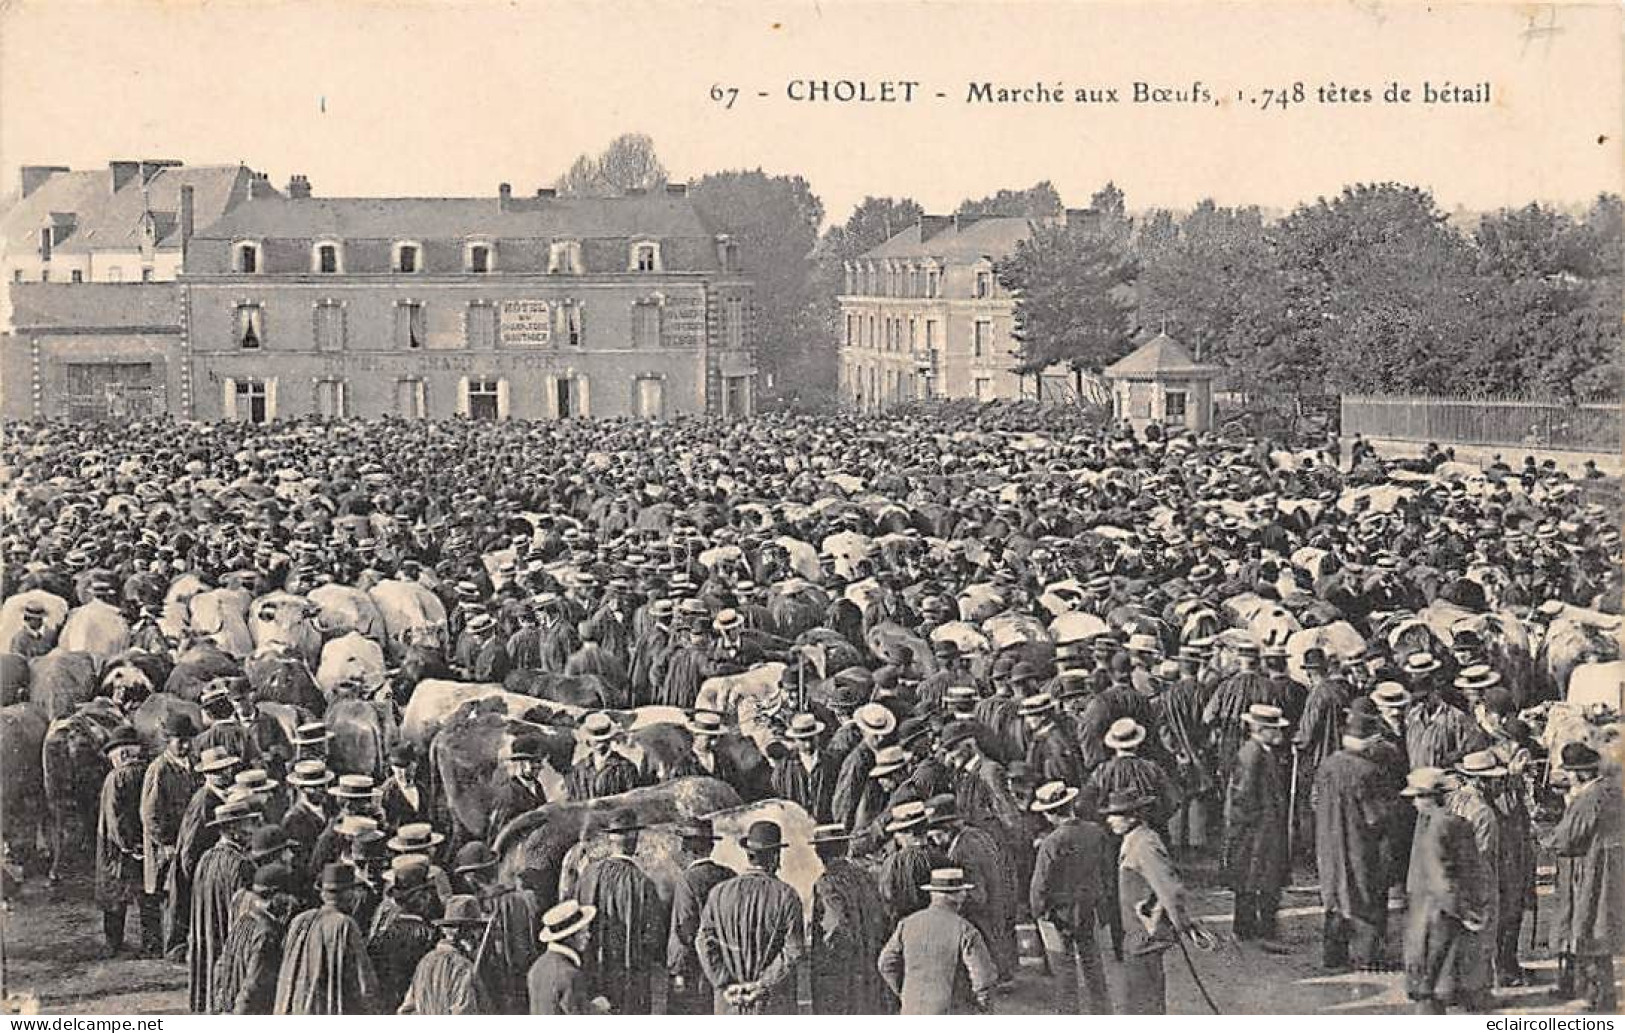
[96,724,158,958]
[770,711,836,823]
[1225,703,1293,946]
[171,744,240,958]
[1030,780,1112,1013]
[877,867,998,1014]
[1401,766,1492,1014]
[527,899,604,1014]
[368,854,441,1010]
[187,797,260,1012]
[397,894,494,1014]
[576,809,664,1014]
[697,819,805,1014]
[565,711,642,801]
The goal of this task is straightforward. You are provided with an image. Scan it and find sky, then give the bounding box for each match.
[1,0,1621,225]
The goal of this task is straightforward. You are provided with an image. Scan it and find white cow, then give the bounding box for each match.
[315,632,387,697]
[58,599,130,660]
[369,578,449,660]
[189,587,255,658]
[0,590,69,649]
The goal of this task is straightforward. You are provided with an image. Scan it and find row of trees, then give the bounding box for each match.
[558,134,1622,403]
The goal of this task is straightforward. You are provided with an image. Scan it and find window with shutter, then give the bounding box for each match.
[632,301,660,349]
[465,303,497,350]
[397,303,426,349]
[315,302,344,351]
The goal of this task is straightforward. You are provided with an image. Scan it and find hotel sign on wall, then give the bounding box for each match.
[499,300,552,345]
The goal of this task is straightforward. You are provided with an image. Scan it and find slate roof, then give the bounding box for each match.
[1,165,252,254]
[1103,332,1217,377]
[861,216,1043,263]
[195,192,717,242]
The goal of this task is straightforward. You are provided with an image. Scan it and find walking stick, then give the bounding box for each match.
[1177,933,1223,1014]
[797,653,807,713]
[1285,745,1301,871]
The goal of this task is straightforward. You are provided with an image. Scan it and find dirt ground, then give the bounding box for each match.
[2,858,1617,1016]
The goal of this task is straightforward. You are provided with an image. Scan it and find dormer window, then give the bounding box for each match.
[466,242,493,274]
[630,241,661,273]
[234,242,261,274]
[549,240,583,275]
[975,269,992,299]
[313,241,342,274]
[394,242,421,274]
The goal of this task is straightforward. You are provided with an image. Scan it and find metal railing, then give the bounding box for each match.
[1341,394,1621,452]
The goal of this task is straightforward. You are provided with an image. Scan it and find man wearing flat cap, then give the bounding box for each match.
[576,809,664,1014]
[697,820,805,1014]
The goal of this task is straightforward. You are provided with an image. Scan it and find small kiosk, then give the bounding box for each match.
[1103,331,1219,433]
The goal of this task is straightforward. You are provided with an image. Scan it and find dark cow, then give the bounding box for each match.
[494,776,743,902]
[627,722,773,802]
[42,698,124,881]
[29,651,101,720]
[324,696,394,778]
[429,699,577,841]
[1,702,48,872]
[502,670,609,709]
[244,648,326,713]
[1,653,30,707]
[164,641,241,702]
[130,694,207,753]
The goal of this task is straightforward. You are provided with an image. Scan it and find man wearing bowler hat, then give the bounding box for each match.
[666,817,733,1014]
[1104,786,1198,1014]
[697,820,805,1014]
[877,867,997,1014]
[486,735,548,840]
[211,862,294,1014]
[1312,708,1396,972]
[273,863,381,1014]
[575,809,663,1014]
[1545,742,1622,1011]
[397,894,493,1015]
[1400,767,1491,1014]
[143,710,200,958]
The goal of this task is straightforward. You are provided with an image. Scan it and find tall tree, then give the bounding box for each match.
[997,222,1138,374]
[555,133,668,196]
[690,170,828,400]
[819,196,925,265]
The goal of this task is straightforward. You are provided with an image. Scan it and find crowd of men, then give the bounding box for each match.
[2,406,1621,1015]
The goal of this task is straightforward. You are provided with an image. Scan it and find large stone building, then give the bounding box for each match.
[836,209,1097,409]
[2,167,756,422]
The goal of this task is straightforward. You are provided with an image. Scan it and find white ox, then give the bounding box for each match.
[0,590,69,648]
[58,600,130,661]
[307,584,387,644]
[189,587,255,658]
[315,632,387,697]
[248,592,324,666]
[369,579,449,660]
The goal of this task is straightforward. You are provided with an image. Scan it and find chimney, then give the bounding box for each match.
[110,160,141,193]
[20,165,68,197]
[917,214,952,241]
[498,182,512,203]
[534,187,557,199]
[140,159,181,184]
[248,171,275,199]
[286,174,311,199]
[179,186,195,252]
[952,212,983,234]
[665,183,688,197]
[38,227,52,262]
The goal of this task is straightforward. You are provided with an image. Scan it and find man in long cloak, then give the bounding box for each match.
[925,794,1018,986]
[1224,704,1293,943]
[188,800,258,1012]
[876,802,947,927]
[696,821,805,1014]
[665,819,734,1015]
[397,895,493,1015]
[452,841,539,1014]
[1311,711,1395,970]
[1545,743,1623,1011]
[574,811,665,1014]
[273,864,381,1014]
[212,863,292,1014]
[808,824,891,1014]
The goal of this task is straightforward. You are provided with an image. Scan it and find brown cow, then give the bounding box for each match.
[29,651,100,720]
[429,699,578,841]
[1,702,48,872]
[42,698,124,881]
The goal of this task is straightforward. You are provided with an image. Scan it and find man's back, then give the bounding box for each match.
[878,902,996,1014]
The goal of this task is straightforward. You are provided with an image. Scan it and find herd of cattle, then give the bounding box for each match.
[1,539,1619,913]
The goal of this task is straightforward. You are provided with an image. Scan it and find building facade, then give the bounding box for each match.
[836,209,1099,409]
[2,168,756,422]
